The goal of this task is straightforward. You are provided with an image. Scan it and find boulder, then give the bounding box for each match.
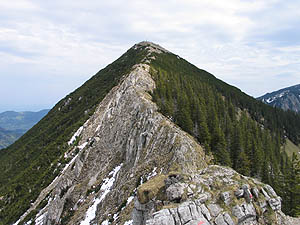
[234,189,244,198]
[268,197,281,211]
[166,182,187,202]
[251,187,259,199]
[223,213,234,225]
[207,204,222,217]
[220,191,231,205]
[215,214,227,225]
[199,204,212,221]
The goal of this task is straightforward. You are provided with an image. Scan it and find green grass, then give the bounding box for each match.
[284,139,300,158]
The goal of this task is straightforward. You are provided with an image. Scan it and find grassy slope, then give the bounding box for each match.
[284,139,300,158]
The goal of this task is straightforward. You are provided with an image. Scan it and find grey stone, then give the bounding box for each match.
[234,189,244,198]
[259,200,267,213]
[189,202,203,220]
[178,204,193,224]
[265,184,277,197]
[232,205,245,220]
[220,191,231,205]
[195,192,211,204]
[165,174,184,188]
[187,185,194,197]
[147,209,175,225]
[185,219,210,225]
[166,183,186,202]
[223,213,234,225]
[268,197,281,211]
[146,209,175,225]
[232,203,256,223]
[242,184,250,190]
[200,204,212,221]
[215,214,227,225]
[251,187,259,199]
[169,208,182,225]
[261,188,270,199]
[242,202,256,216]
[207,204,222,217]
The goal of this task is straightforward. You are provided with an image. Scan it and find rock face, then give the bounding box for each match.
[135,165,299,225]
[258,84,300,112]
[13,42,300,225]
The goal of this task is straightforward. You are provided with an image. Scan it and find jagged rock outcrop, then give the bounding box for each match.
[136,165,299,225]
[13,42,300,225]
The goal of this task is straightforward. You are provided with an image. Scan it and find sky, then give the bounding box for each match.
[0,0,300,112]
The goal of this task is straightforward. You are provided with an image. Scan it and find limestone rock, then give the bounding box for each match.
[166,183,187,202]
[207,204,222,217]
[220,191,231,205]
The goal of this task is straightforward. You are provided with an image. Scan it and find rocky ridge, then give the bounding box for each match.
[13,42,299,225]
[258,84,300,112]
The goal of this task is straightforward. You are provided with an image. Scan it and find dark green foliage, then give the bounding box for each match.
[0,46,148,225]
[149,51,300,215]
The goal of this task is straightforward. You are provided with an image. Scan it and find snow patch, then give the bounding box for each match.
[35,213,45,225]
[80,164,123,225]
[24,220,32,225]
[101,219,109,225]
[127,196,134,205]
[68,126,83,145]
[124,220,133,225]
[147,167,157,180]
[266,98,274,103]
[78,141,88,150]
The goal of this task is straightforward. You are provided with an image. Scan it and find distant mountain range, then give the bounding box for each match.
[0,109,49,149]
[258,84,300,112]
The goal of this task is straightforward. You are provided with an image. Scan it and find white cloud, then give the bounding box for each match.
[0,0,38,10]
[0,0,300,111]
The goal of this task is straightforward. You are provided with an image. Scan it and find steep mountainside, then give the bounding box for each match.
[0,110,49,149]
[0,42,299,225]
[258,84,300,112]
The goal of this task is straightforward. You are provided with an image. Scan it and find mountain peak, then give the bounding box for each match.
[258,83,300,112]
[133,41,170,54]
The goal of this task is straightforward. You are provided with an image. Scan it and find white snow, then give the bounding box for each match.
[146,167,157,180]
[24,220,32,225]
[80,164,123,225]
[13,219,21,225]
[78,141,88,150]
[101,219,109,225]
[68,126,83,145]
[35,213,45,225]
[127,196,134,205]
[113,212,119,220]
[124,220,133,225]
[266,98,274,103]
